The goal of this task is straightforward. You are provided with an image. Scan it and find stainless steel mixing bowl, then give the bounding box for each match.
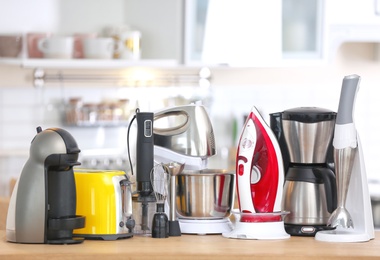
[175,169,235,219]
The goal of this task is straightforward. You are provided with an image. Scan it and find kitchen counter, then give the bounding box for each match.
[1,230,380,260]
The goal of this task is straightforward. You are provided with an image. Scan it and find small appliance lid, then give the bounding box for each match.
[49,127,81,154]
[282,107,336,123]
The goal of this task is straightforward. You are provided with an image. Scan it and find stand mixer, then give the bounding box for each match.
[315,75,375,242]
[153,103,234,234]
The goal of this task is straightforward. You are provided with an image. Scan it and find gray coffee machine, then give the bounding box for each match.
[6,127,85,244]
[270,107,337,236]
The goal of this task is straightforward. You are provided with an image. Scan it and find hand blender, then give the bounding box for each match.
[223,106,289,240]
[315,74,375,242]
[135,110,156,235]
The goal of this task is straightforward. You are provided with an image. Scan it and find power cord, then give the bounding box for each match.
[127,108,140,176]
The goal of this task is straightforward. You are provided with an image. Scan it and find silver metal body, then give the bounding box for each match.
[283,180,330,225]
[170,175,177,221]
[176,169,235,219]
[163,162,185,221]
[282,120,335,164]
[281,110,336,229]
[153,103,216,158]
[328,147,356,228]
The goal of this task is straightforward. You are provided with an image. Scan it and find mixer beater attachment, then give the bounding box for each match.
[150,163,170,238]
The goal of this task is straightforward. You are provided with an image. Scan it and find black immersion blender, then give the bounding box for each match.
[135,110,156,234]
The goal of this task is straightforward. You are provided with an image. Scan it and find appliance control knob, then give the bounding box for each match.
[126,218,136,232]
[250,166,261,184]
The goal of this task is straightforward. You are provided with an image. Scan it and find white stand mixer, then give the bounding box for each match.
[315,75,375,243]
[153,103,233,235]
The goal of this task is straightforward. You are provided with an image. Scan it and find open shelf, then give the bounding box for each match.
[0,58,178,69]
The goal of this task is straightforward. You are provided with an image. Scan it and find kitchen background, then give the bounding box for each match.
[0,0,380,210]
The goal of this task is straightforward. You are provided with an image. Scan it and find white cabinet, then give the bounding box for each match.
[326,0,380,25]
[185,0,380,66]
[184,0,324,66]
[185,0,282,66]
[325,0,380,59]
[2,0,380,68]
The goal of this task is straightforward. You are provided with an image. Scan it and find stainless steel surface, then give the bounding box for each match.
[33,68,205,87]
[282,120,335,163]
[153,104,216,158]
[328,147,356,228]
[282,181,330,225]
[163,162,185,221]
[170,175,176,221]
[164,162,185,176]
[120,178,133,226]
[176,169,234,219]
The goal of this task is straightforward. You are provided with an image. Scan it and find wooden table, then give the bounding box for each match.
[1,230,380,260]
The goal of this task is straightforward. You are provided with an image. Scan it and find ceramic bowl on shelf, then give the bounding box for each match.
[0,34,22,58]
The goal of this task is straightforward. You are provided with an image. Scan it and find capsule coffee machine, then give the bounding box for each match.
[6,127,85,244]
[270,107,337,236]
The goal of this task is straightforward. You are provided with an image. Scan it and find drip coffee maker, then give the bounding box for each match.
[270,107,337,236]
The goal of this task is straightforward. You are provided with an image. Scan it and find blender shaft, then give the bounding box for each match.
[334,146,357,207]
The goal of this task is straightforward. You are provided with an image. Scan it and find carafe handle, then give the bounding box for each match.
[314,168,337,213]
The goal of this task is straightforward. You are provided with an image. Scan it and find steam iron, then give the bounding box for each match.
[315,75,375,242]
[223,106,289,240]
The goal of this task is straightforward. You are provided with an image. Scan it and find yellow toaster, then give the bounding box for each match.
[73,169,135,240]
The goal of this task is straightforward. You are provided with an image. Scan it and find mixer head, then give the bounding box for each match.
[153,103,216,159]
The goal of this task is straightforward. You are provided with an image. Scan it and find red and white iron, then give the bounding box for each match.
[223,106,289,239]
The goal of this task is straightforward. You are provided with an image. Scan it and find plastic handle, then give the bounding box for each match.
[313,168,337,214]
[336,74,360,125]
[153,110,190,136]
